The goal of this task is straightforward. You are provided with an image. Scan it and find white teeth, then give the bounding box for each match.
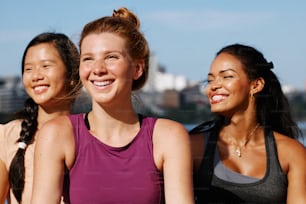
[212,95,225,101]
[93,80,112,86]
[34,85,48,91]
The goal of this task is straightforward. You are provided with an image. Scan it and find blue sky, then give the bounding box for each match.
[1,0,305,90]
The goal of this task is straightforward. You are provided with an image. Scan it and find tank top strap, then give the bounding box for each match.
[194,124,219,199]
[63,113,84,203]
[264,127,288,185]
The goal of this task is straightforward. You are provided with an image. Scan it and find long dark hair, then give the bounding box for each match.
[8,32,81,202]
[215,43,302,139]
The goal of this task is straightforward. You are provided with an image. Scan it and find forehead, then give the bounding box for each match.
[27,43,57,54]
[25,43,61,62]
[210,52,245,74]
[81,33,126,51]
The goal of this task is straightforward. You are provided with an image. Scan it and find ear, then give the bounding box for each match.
[133,60,144,80]
[250,77,265,95]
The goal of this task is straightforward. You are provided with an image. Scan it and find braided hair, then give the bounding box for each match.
[8,32,81,202]
[9,98,38,201]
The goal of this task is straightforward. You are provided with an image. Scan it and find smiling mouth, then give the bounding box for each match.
[92,80,113,87]
[211,94,227,103]
[33,85,49,93]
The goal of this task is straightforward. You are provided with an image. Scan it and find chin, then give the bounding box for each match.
[211,107,228,115]
[211,105,223,112]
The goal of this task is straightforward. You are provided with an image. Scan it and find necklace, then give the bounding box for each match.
[228,123,260,157]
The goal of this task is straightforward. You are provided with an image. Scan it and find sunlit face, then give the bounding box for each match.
[79,33,142,106]
[22,43,68,107]
[205,52,252,116]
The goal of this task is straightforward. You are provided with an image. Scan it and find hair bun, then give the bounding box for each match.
[112,7,140,29]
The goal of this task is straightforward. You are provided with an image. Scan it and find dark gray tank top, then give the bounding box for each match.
[214,150,259,184]
[194,127,288,203]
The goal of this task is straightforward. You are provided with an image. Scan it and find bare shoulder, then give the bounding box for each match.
[274,132,306,152]
[274,132,306,162]
[153,118,192,169]
[36,115,76,168]
[0,119,22,162]
[153,118,189,140]
[1,119,22,127]
[37,115,74,149]
[152,118,190,156]
[0,119,22,138]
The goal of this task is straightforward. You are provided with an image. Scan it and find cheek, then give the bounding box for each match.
[205,87,210,97]
[235,81,250,94]
[225,80,248,93]
[56,74,68,85]
[79,66,88,80]
[22,75,31,89]
[51,69,67,82]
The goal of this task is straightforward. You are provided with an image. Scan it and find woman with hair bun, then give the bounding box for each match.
[0,32,81,204]
[31,7,193,204]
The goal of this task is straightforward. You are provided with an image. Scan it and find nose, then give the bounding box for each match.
[32,67,44,82]
[93,59,107,76]
[207,78,222,91]
[205,81,221,98]
[210,83,221,91]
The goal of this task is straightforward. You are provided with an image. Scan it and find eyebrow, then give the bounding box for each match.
[208,68,237,76]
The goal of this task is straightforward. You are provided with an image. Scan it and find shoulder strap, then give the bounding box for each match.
[194,125,219,201]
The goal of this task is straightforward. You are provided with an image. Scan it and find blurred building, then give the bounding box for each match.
[142,54,188,93]
[0,76,27,113]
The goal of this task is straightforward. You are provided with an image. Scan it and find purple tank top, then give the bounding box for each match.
[65,113,165,204]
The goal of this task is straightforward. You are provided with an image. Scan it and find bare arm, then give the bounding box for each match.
[31,116,74,204]
[285,139,306,204]
[0,159,9,204]
[154,119,194,204]
[0,124,9,204]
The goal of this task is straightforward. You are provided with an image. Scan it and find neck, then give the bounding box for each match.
[233,123,259,144]
[222,123,260,157]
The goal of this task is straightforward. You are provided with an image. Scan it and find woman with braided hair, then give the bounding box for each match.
[190,43,306,203]
[0,32,82,204]
[31,7,193,204]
